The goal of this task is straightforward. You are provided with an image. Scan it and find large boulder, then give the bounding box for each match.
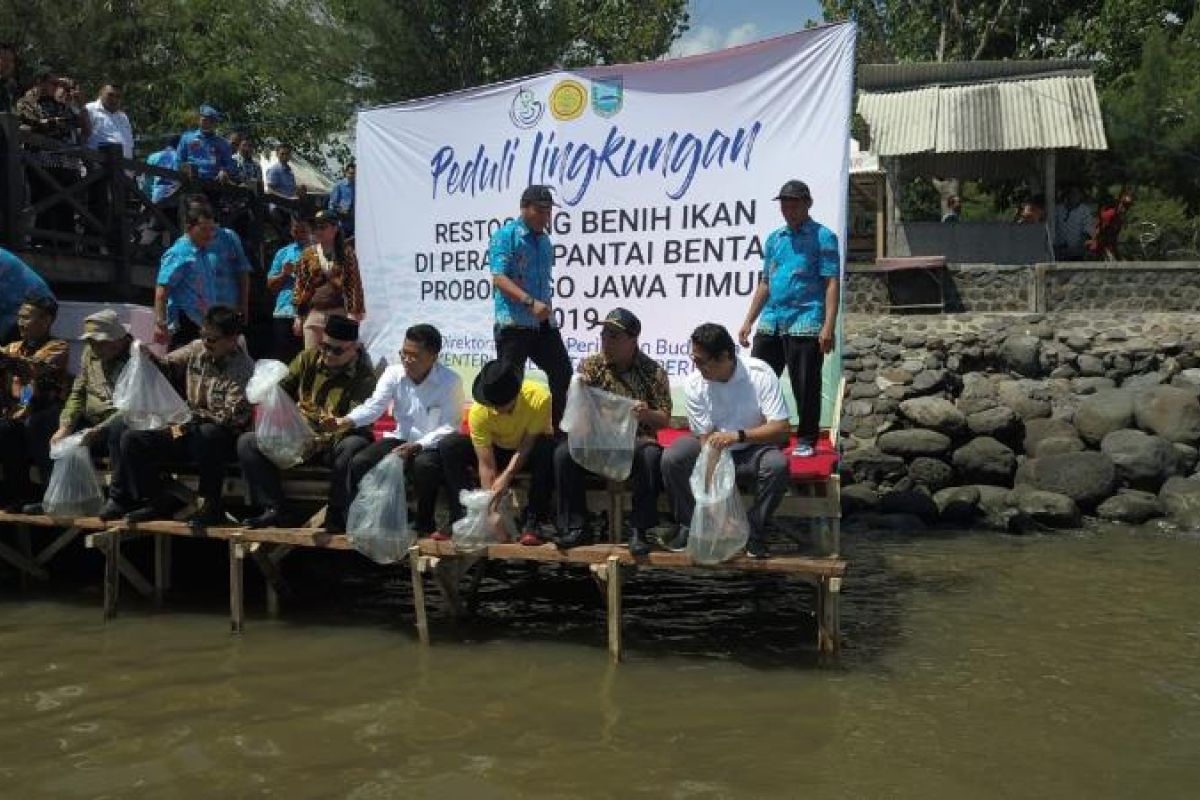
[1014,490,1082,528]
[1001,334,1042,377]
[1074,389,1135,446]
[1076,354,1105,377]
[996,379,1052,420]
[1100,429,1179,491]
[933,486,981,523]
[899,397,967,436]
[907,457,955,492]
[966,405,1023,445]
[1133,386,1200,444]
[841,484,881,516]
[951,437,1017,485]
[1158,476,1200,524]
[1023,417,1085,458]
[1016,451,1117,510]
[877,429,952,458]
[1071,376,1116,395]
[879,489,940,523]
[1096,490,1164,524]
[957,374,1000,415]
[841,447,907,485]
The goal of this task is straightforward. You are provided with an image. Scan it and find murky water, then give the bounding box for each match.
[2,524,1199,799]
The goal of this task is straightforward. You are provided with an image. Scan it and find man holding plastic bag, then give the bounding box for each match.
[555,308,671,555]
[661,324,791,559]
[440,359,555,546]
[239,316,376,533]
[106,306,253,528]
[335,324,466,538]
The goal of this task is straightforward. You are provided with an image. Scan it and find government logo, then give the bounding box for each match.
[591,76,624,118]
[509,86,544,129]
[549,79,587,121]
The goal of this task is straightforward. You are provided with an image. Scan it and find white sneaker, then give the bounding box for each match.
[791,443,815,458]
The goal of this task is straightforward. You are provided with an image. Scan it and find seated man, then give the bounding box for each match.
[335,324,465,537]
[22,310,135,514]
[104,305,253,527]
[239,316,377,533]
[440,359,556,546]
[0,295,69,510]
[0,247,55,343]
[660,323,791,559]
[554,308,671,554]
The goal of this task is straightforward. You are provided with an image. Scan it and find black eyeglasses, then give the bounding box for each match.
[320,342,350,356]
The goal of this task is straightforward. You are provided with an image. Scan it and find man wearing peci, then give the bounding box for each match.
[738,179,840,458]
[487,184,573,429]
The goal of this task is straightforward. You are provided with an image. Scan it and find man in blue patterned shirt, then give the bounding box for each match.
[154,206,218,348]
[738,180,840,457]
[488,184,573,429]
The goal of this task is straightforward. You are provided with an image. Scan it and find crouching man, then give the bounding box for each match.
[660,323,791,559]
[239,316,376,533]
[335,324,466,538]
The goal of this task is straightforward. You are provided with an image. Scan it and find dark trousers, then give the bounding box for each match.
[660,437,789,541]
[43,416,128,490]
[554,439,663,533]
[752,333,823,443]
[0,404,62,505]
[271,318,301,365]
[238,430,372,527]
[170,315,201,350]
[111,423,238,509]
[494,322,573,430]
[348,437,460,534]
[439,431,556,521]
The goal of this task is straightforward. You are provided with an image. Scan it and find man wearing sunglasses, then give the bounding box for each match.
[238,315,377,533]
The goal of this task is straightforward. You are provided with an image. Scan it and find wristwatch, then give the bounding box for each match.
[737,429,747,443]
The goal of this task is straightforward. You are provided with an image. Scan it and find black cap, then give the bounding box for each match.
[472,360,521,407]
[591,307,641,337]
[773,180,812,201]
[312,209,339,227]
[324,315,359,342]
[520,184,557,207]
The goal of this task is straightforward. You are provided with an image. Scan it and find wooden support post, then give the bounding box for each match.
[0,113,24,248]
[229,538,245,633]
[16,524,33,589]
[249,543,292,617]
[605,555,623,663]
[101,532,120,620]
[409,546,429,646]
[0,536,49,581]
[153,534,172,605]
[34,526,83,566]
[430,556,464,617]
[817,576,841,656]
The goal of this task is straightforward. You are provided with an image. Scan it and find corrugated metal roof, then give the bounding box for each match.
[857,75,1107,156]
[859,60,1095,91]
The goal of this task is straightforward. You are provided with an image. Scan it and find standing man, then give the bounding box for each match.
[185,196,251,320]
[1055,185,1093,261]
[488,184,573,429]
[176,105,235,183]
[155,206,217,348]
[336,324,466,537]
[85,83,133,158]
[327,160,355,237]
[1088,189,1135,261]
[554,308,671,554]
[266,214,310,363]
[265,143,301,200]
[738,179,839,458]
[661,324,791,559]
[231,133,263,191]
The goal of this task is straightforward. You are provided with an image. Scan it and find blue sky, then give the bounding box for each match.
[672,0,827,57]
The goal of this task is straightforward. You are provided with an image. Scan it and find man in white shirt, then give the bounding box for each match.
[661,323,792,558]
[336,324,466,537]
[85,83,134,158]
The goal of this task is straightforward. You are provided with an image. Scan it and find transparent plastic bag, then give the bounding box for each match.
[559,375,638,481]
[687,444,750,565]
[112,341,191,430]
[246,359,314,469]
[451,489,516,551]
[42,431,104,518]
[346,451,413,564]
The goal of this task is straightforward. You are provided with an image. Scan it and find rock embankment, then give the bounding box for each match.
[839,312,1200,531]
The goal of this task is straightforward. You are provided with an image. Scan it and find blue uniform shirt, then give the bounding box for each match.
[267,242,304,318]
[145,147,180,203]
[489,218,553,329]
[327,179,354,235]
[176,129,235,181]
[157,236,216,330]
[756,219,840,337]
[0,248,55,334]
[265,162,297,197]
[207,227,252,309]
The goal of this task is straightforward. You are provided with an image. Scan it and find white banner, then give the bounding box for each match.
[356,23,856,420]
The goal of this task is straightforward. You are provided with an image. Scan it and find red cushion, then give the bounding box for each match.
[372,414,396,441]
[656,426,838,481]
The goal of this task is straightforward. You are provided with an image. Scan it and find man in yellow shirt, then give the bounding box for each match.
[442,359,556,546]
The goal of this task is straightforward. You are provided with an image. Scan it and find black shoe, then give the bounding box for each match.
[746,537,772,560]
[21,502,44,515]
[628,528,654,556]
[187,507,225,532]
[664,525,689,553]
[322,519,346,535]
[125,503,170,524]
[97,499,128,522]
[556,526,591,549]
[246,508,288,529]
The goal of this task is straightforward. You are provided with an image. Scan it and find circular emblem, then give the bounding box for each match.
[509,87,544,129]
[549,80,587,121]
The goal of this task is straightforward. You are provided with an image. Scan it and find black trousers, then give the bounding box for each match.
[438,431,556,521]
[111,422,238,509]
[348,437,461,534]
[170,315,201,350]
[237,429,372,527]
[494,322,573,430]
[554,439,663,534]
[0,404,62,505]
[271,318,302,365]
[752,333,823,443]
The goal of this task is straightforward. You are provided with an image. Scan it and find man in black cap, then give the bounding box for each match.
[554,308,672,554]
[440,359,556,545]
[486,184,573,430]
[239,315,377,532]
[738,179,840,458]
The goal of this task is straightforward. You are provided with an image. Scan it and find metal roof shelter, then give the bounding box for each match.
[855,60,1108,260]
